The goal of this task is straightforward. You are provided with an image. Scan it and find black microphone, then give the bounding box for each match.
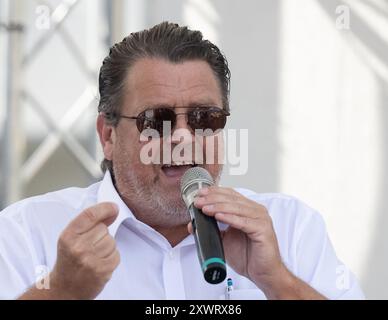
[180,167,227,284]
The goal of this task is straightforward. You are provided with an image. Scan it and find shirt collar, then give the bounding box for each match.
[97,171,223,247]
[97,171,135,237]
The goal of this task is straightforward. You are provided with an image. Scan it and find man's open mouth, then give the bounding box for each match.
[161,162,198,178]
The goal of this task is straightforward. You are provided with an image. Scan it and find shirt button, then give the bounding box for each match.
[169,250,174,259]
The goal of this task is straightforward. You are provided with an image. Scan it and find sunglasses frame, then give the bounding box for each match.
[104,106,230,135]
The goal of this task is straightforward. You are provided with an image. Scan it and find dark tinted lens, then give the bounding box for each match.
[137,108,176,134]
[188,108,227,133]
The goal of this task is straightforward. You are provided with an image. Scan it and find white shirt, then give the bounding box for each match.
[0,171,364,300]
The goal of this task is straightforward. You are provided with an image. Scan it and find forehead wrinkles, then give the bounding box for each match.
[122,59,223,112]
[129,75,218,101]
[129,59,217,88]
[126,85,218,115]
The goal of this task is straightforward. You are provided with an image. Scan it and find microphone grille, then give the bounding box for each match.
[180,167,214,193]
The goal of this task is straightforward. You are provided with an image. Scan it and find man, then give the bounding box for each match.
[0,22,363,299]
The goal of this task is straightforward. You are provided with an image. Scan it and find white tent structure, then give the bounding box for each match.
[0,0,122,206]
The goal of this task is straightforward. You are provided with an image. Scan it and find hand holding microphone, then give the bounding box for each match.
[186,170,290,297]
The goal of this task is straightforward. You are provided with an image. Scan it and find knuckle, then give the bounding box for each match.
[108,237,117,249]
[58,232,77,254]
[83,207,97,223]
[207,194,218,202]
[200,195,208,202]
[70,242,86,258]
[96,223,109,236]
[215,203,224,211]
[107,250,121,267]
[113,250,121,267]
[231,194,240,202]
[101,272,113,283]
[58,230,71,247]
[101,222,109,232]
[95,264,108,278]
[263,216,273,229]
[101,234,115,246]
[80,255,94,270]
[102,239,116,254]
[227,187,235,194]
[243,216,250,226]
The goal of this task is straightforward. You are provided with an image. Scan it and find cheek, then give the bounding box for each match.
[113,131,141,165]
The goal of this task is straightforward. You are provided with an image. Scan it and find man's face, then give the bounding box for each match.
[99,57,225,228]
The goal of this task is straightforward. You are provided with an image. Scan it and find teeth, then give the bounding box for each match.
[163,162,195,167]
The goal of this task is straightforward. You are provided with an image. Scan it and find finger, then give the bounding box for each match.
[197,186,238,197]
[213,212,260,235]
[69,202,119,235]
[196,187,259,208]
[82,222,109,245]
[201,202,260,219]
[194,192,240,209]
[93,234,117,259]
[101,249,121,271]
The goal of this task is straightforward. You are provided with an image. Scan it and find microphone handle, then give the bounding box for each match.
[189,204,227,284]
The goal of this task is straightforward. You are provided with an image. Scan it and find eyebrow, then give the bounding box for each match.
[135,101,221,113]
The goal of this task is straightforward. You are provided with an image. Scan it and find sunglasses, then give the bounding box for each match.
[106,106,230,136]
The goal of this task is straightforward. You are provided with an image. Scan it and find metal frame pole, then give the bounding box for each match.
[3,0,25,206]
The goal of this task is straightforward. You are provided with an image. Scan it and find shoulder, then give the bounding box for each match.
[0,182,101,231]
[233,187,327,251]
[234,187,323,225]
[233,188,365,299]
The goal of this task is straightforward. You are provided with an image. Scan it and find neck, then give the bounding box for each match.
[115,186,190,247]
[153,224,189,247]
[129,204,190,247]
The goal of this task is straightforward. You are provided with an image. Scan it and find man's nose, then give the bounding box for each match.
[174,113,191,130]
[170,113,193,144]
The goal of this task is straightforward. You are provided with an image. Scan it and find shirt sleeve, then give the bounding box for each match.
[0,208,40,299]
[294,204,365,299]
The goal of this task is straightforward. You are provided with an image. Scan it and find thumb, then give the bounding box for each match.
[69,202,119,234]
[101,202,119,226]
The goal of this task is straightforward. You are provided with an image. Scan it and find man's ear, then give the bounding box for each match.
[97,114,116,161]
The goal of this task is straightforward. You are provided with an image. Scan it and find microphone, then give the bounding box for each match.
[180,167,227,284]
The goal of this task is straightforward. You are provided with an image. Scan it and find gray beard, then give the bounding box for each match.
[113,167,191,228]
[112,162,223,229]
